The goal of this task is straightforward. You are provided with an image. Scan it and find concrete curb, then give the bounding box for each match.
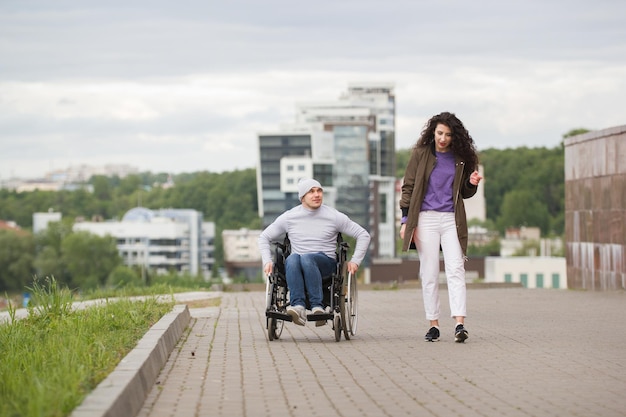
[70,304,191,417]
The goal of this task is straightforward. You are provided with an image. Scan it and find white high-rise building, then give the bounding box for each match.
[257,83,397,261]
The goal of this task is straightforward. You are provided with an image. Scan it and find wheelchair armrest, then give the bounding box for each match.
[273,241,285,252]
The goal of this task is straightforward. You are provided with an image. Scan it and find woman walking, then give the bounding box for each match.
[399,112,482,343]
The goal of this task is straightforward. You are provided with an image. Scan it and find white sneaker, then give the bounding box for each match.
[286,305,306,326]
[312,306,327,327]
[311,306,325,314]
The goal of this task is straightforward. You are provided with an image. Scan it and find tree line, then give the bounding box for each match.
[0,142,569,293]
[397,143,568,236]
[0,170,260,293]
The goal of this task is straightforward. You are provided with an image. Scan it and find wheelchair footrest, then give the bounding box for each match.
[266,311,292,321]
[306,313,333,322]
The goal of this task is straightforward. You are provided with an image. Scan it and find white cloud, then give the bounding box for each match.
[1,0,625,179]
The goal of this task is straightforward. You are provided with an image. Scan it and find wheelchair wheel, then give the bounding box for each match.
[266,274,286,341]
[339,283,350,341]
[333,314,342,342]
[268,317,284,341]
[265,276,272,311]
[346,271,358,336]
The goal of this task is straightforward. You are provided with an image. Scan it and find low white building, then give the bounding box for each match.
[485,256,568,289]
[33,211,63,234]
[221,228,263,281]
[73,207,215,278]
[222,228,262,263]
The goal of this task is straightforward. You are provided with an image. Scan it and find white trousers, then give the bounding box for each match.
[415,211,467,320]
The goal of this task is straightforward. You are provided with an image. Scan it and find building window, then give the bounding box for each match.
[379,194,387,224]
[313,164,333,186]
[286,165,294,171]
[504,273,512,283]
[520,273,528,287]
[536,273,544,288]
[551,273,560,289]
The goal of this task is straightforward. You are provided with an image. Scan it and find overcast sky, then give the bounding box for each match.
[1,0,625,179]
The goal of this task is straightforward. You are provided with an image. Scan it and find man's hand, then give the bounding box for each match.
[263,262,273,276]
[347,261,359,275]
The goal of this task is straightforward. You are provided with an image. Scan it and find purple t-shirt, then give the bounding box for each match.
[420,151,455,212]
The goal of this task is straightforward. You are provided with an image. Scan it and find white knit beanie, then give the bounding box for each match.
[297,178,322,200]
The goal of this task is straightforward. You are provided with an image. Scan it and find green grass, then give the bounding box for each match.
[0,277,174,417]
[79,282,207,300]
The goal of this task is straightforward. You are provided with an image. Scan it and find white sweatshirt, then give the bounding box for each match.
[258,204,371,267]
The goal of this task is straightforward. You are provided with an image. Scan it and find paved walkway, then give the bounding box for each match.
[136,288,626,417]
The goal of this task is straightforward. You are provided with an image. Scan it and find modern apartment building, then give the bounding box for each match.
[295,83,396,179]
[73,207,216,278]
[256,83,397,261]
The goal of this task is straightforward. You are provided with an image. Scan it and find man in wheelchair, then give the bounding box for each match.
[258,178,371,326]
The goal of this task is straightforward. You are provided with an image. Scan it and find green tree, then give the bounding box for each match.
[0,230,35,292]
[34,219,74,286]
[117,174,143,197]
[563,128,591,138]
[480,145,564,235]
[33,246,66,283]
[89,175,115,218]
[0,190,21,227]
[91,175,113,200]
[396,148,411,178]
[61,231,121,290]
[107,265,143,288]
[497,189,550,233]
[0,190,55,228]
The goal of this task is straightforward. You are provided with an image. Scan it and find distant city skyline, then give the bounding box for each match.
[3,163,140,182]
[1,0,625,180]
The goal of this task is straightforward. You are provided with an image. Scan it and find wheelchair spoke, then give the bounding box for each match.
[346,271,358,335]
[265,277,272,312]
[339,280,350,340]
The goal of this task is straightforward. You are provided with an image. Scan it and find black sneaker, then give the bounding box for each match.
[424,326,440,342]
[455,324,468,343]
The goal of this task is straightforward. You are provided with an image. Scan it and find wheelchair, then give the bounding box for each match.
[265,233,358,342]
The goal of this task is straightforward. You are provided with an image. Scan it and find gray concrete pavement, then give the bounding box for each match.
[133,288,626,417]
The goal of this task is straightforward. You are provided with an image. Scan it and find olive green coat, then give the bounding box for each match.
[400,145,478,255]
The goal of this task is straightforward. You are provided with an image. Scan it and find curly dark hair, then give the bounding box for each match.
[415,111,479,171]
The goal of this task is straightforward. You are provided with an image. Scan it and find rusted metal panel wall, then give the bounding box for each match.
[564,125,626,290]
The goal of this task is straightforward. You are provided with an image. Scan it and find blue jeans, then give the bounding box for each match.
[285,252,335,309]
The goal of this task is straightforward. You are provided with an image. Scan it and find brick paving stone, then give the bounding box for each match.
[138,288,626,417]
